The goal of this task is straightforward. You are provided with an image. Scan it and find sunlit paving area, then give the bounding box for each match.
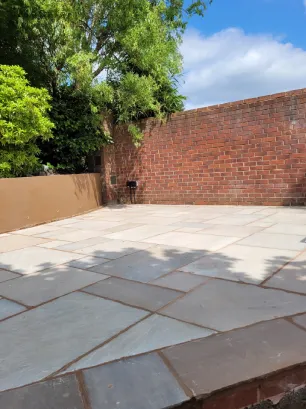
[1,204,306,408]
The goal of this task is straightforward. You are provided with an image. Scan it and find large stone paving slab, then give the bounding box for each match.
[0,298,26,320]
[78,239,153,259]
[237,232,306,251]
[89,245,203,282]
[263,223,306,236]
[0,375,85,409]
[160,280,306,331]
[0,247,84,274]
[104,225,176,241]
[0,292,148,391]
[180,244,297,284]
[65,314,214,372]
[151,271,208,292]
[293,313,306,329]
[265,251,306,294]
[83,354,188,409]
[162,319,306,396]
[0,269,20,283]
[197,225,263,238]
[83,277,182,311]
[0,235,48,253]
[143,232,240,251]
[0,265,107,306]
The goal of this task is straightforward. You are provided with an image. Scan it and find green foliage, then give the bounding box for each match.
[0,65,54,177]
[38,87,109,174]
[0,0,211,172]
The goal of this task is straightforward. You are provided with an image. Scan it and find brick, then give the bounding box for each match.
[103,89,306,205]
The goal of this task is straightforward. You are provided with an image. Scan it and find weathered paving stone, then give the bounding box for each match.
[0,247,84,274]
[0,269,20,283]
[0,292,148,391]
[162,319,306,396]
[0,298,26,320]
[0,235,48,253]
[265,251,306,294]
[160,279,306,331]
[83,353,189,409]
[78,239,152,259]
[0,265,107,306]
[151,271,207,292]
[237,232,306,251]
[293,313,306,329]
[143,232,240,251]
[65,314,213,372]
[83,277,182,311]
[89,245,204,283]
[0,375,84,409]
[180,244,297,284]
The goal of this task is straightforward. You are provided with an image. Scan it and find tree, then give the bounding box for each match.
[0,0,211,173]
[0,65,54,177]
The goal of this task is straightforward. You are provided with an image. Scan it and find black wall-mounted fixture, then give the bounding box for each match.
[126,180,138,203]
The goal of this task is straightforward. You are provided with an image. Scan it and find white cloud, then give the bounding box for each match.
[180,28,306,110]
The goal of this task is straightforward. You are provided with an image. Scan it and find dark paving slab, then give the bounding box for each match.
[293,313,306,329]
[0,375,84,409]
[89,245,204,283]
[83,277,182,311]
[83,353,188,409]
[161,280,306,331]
[162,319,306,396]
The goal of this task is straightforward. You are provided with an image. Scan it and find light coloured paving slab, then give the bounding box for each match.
[143,232,240,251]
[78,239,153,259]
[197,225,263,238]
[56,236,109,252]
[161,280,306,331]
[99,223,143,234]
[0,298,26,320]
[263,214,306,225]
[0,269,20,283]
[12,225,61,236]
[104,225,176,241]
[64,220,122,231]
[83,354,188,409]
[130,216,184,226]
[0,235,48,253]
[237,232,306,251]
[89,245,203,282]
[247,220,275,227]
[51,229,104,242]
[34,227,79,239]
[83,277,182,311]
[0,247,84,274]
[64,314,214,372]
[176,227,207,233]
[151,271,208,292]
[163,319,306,396]
[263,223,306,236]
[264,251,306,294]
[0,265,107,306]
[205,215,264,226]
[180,244,297,284]
[37,240,71,249]
[0,292,148,391]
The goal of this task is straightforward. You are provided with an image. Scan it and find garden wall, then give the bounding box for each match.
[0,173,102,233]
[102,88,306,206]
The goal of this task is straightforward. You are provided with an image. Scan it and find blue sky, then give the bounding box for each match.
[181,0,306,109]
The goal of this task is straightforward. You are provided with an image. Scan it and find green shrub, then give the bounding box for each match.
[0,65,54,177]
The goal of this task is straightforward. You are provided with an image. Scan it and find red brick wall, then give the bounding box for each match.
[102,89,306,205]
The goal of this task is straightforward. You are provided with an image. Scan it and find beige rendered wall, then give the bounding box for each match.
[0,173,102,233]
